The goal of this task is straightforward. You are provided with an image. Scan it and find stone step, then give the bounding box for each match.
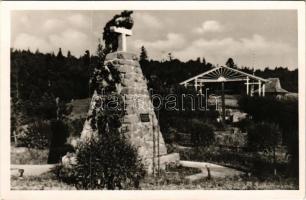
[185,172,208,182]
[145,153,180,174]
[180,160,244,180]
[180,160,225,169]
[155,153,179,166]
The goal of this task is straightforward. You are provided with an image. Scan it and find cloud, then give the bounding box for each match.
[42,18,66,32]
[174,34,295,68]
[193,20,223,34]
[13,33,51,53]
[13,28,93,56]
[42,14,89,33]
[48,29,91,56]
[133,33,185,51]
[131,33,187,60]
[11,12,296,69]
[67,14,90,29]
[134,13,163,29]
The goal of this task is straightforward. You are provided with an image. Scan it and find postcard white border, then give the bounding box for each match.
[1,1,305,200]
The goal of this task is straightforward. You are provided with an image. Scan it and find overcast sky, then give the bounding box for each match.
[11,10,297,70]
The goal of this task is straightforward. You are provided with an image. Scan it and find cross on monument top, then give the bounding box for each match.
[110,26,133,52]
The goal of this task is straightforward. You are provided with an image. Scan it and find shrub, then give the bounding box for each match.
[247,122,281,175]
[247,122,281,152]
[235,118,253,132]
[66,118,86,137]
[11,146,49,164]
[16,120,51,149]
[55,92,145,189]
[55,117,145,189]
[190,119,215,147]
[239,96,299,178]
[164,127,178,143]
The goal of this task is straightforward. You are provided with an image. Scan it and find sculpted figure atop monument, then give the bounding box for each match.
[103,10,134,52]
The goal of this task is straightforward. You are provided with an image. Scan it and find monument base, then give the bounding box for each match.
[105,52,177,174]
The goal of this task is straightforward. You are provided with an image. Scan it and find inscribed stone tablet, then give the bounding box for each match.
[140,113,150,122]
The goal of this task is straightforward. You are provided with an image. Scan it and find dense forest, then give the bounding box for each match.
[11,48,95,102]
[10,46,298,122]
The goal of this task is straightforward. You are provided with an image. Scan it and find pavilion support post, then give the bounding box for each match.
[215,98,218,111]
[258,80,262,96]
[246,77,249,95]
[251,84,254,97]
[199,82,203,94]
[221,81,225,122]
[194,78,198,91]
[184,82,187,88]
[262,84,266,97]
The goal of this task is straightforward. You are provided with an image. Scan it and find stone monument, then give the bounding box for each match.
[78,16,179,174]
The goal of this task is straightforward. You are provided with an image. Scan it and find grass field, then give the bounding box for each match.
[11,146,49,164]
[11,167,298,190]
[11,173,75,190]
[11,173,298,190]
[11,145,298,190]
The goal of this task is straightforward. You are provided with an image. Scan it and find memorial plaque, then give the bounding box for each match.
[140,113,150,122]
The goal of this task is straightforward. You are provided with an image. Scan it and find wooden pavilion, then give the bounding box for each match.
[180,65,268,121]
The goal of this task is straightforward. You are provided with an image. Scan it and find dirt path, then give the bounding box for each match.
[11,164,56,177]
[180,160,244,181]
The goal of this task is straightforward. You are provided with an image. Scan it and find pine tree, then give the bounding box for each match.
[168,52,173,61]
[202,57,206,66]
[139,46,148,62]
[57,48,63,58]
[196,57,201,63]
[226,58,235,68]
[67,50,71,58]
[83,50,90,66]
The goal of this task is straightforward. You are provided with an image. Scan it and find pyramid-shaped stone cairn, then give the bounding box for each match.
[79,27,179,174]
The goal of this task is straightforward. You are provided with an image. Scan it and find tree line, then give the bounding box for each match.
[139,46,298,93]
[10,46,298,123]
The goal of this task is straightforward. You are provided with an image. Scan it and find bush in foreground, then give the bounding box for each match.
[54,94,145,190]
[54,121,145,189]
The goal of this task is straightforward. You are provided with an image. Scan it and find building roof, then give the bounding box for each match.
[255,78,288,94]
[180,65,268,86]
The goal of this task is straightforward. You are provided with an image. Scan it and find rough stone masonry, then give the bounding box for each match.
[78,51,179,174]
[106,51,170,173]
